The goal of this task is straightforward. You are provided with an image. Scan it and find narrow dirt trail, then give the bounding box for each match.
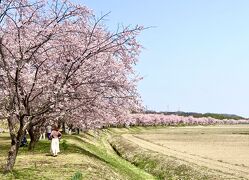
[122,134,249,180]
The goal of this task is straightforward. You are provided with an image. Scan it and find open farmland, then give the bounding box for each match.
[121,125,249,179]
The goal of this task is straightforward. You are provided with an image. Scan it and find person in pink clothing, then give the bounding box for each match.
[49,126,62,157]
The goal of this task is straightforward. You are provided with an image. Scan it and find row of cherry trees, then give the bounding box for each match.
[2,0,248,173]
[103,114,249,128]
[0,0,143,172]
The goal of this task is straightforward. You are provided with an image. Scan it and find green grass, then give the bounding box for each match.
[0,132,155,180]
[2,125,239,180]
[68,133,156,179]
[71,171,83,180]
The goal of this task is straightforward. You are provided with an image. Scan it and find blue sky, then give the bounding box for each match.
[80,0,249,117]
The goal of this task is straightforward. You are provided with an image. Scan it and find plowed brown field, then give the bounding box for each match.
[122,125,249,179]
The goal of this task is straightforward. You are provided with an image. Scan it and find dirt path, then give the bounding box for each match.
[122,134,249,180]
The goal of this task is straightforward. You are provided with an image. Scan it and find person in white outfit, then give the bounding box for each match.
[39,126,46,140]
[50,126,62,157]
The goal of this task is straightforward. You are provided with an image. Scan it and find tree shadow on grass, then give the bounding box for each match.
[60,142,109,164]
[6,168,37,179]
[38,137,109,164]
[0,136,11,141]
[0,144,10,157]
[1,134,113,174]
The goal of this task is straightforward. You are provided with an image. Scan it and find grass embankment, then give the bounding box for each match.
[2,125,244,179]
[109,135,218,180]
[108,125,249,180]
[109,127,226,180]
[0,131,155,180]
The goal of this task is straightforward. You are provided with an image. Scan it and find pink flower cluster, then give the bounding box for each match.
[105,113,249,128]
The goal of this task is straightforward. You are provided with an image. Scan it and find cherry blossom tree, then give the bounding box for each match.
[0,0,143,172]
[113,113,249,127]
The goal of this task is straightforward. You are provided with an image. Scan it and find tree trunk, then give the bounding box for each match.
[28,126,40,151]
[28,128,36,151]
[4,136,20,173]
[4,115,24,173]
[62,122,66,133]
[28,137,36,151]
[27,118,47,151]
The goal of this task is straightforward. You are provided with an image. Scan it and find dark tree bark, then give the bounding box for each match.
[62,122,66,133]
[4,137,20,173]
[4,116,25,173]
[28,125,42,151]
[27,117,47,151]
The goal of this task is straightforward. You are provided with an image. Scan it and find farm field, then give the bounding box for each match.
[121,125,249,179]
[1,125,249,179]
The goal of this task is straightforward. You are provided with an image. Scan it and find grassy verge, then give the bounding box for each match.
[1,126,230,179]
[0,132,155,180]
[67,133,156,180]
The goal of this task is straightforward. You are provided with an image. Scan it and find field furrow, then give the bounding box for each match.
[122,125,249,180]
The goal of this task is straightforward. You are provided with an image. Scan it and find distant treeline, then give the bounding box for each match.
[144,111,246,120]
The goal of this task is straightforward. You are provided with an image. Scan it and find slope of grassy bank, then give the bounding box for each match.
[108,125,249,180]
[0,132,155,180]
[2,125,244,179]
[109,135,219,180]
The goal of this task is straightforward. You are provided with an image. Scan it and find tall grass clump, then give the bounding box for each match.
[71,171,83,180]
